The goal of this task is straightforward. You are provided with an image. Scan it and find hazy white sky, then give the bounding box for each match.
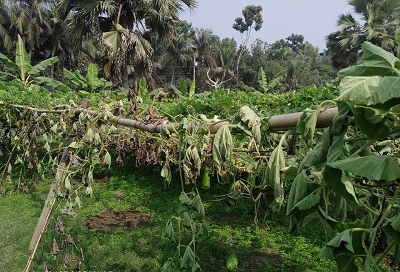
[180,0,355,50]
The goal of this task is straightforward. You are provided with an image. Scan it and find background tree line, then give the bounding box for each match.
[0,0,399,94]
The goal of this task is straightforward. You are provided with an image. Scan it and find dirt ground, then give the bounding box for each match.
[85,210,151,231]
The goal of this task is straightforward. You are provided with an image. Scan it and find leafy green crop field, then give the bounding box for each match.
[1,165,336,271]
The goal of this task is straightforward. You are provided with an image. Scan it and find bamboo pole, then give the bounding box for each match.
[75,107,338,134]
[25,136,73,272]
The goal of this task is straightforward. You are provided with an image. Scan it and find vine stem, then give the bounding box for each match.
[365,186,400,269]
[178,132,184,192]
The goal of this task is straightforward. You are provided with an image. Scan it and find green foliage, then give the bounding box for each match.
[0,35,58,85]
[170,79,196,98]
[257,67,268,92]
[287,41,400,271]
[158,85,338,119]
[257,67,282,93]
[64,63,113,93]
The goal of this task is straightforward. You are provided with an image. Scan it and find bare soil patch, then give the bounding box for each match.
[85,210,150,231]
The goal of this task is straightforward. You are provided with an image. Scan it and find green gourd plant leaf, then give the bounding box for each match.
[338,42,400,77]
[327,155,400,182]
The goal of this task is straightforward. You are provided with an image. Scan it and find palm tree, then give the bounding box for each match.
[326,0,400,69]
[55,0,197,92]
[4,0,53,58]
[0,0,13,52]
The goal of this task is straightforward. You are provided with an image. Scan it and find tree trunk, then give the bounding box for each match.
[122,68,129,90]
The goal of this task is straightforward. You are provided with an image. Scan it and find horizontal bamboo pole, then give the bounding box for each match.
[75,107,338,133]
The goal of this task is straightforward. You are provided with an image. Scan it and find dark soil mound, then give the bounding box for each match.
[86,210,150,231]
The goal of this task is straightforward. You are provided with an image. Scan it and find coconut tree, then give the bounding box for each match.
[326,0,400,69]
[3,0,53,58]
[55,0,197,92]
[0,0,13,52]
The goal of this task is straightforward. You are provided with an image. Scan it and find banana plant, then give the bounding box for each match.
[35,63,113,96]
[257,67,282,93]
[0,35,59,85]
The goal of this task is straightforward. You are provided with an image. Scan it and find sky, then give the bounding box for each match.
[180,0,355,51]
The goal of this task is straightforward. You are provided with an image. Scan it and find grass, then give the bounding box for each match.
[0,183,48,272]
[15,164,336,271]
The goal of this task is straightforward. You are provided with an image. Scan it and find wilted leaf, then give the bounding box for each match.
[233,106,261,143]
[266,133,286,205]
[51,238,59,257]
[161,162,172,186]
[183,145,202,185]
[180,246,196,269]
[323,167,359,208]
[192,194,205,218]
[296,108,319,146]
[104,150,112,168]
[85,186,93,197]
[55,216,64,234]
[179,192,193,206]
[213,125,233,174]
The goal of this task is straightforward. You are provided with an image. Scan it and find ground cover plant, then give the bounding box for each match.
[0,38,400,272]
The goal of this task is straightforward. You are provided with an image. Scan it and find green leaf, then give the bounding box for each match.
[337,76,400,106]
[213,125,233,174]
[286,170,312,215]
[180,79,188,96]
[327,155,400,182]
[321,228,369,272]
[327,132,346,163]
[189,80,195,97]
[293,192,320,211]
[299,128,331,170]
[63,68,87,89]
[258,67,267,92]
[35,76,73,92]
[338,42,400,77]
[201,166,210,190]
[0,52,19,71]
[138,77,149,102]
[29,57,59,75]
[323,166,359,208]
[382,214,400,244]
[351,105,391,140]
[396,28,400,56]
[86,63,100,91]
